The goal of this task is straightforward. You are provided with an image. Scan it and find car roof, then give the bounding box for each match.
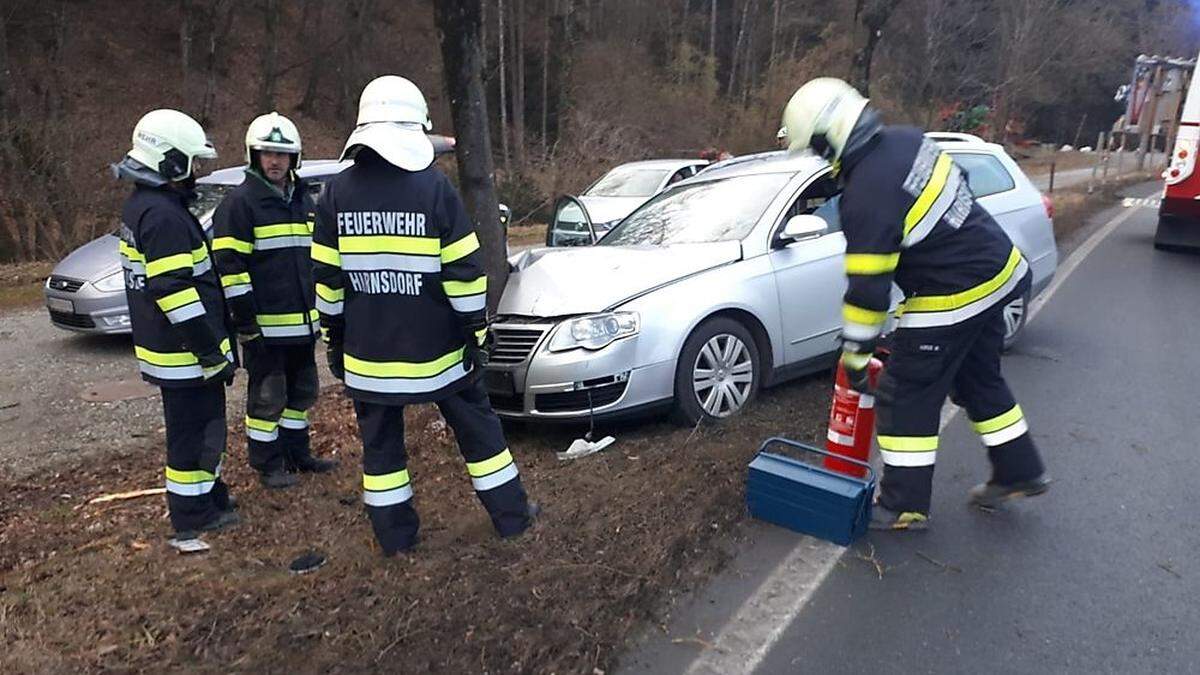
[927,131,1007,155]
[680,150,828,183]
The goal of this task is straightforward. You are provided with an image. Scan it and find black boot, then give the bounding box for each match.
[293,455,338,473]
[260,469,299,489]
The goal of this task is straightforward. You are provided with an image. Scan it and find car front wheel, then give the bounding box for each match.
[671,317,761,426]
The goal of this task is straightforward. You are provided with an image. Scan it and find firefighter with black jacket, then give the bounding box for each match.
[112,109,239,538]
[312,75,537,555]
[781,79,1050,530]
[212,113,337,489]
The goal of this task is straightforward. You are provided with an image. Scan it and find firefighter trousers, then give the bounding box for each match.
[352,380,532,554]
[875,302,1045,514]
[243,341,319,474]
[162,383,233,533]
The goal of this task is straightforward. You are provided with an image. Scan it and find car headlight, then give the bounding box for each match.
[92,270,126,293]
[547,312,640,352]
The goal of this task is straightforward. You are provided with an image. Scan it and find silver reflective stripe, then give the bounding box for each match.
[256,235,312,251]
[315,297,343,315]
[471,463,519,492]
[902,139,942,197]
[261,324,317,338]
[898,258,1029,329]
[448,293,486,313]
[341,253,441,273]
[902,167,962,248]
[165,478,215,496]
[842,320,883,341]
[879,449,937,467]
[192,258,212,276]
[279,417,308,430]
[165,302,205,324]
[247,427,279,442]
[122,259,147,276]
[223,283,252,298]
[363,483,414,507]
[139,361,203,380]
[980,418,1029,447]
[344,362,471,395]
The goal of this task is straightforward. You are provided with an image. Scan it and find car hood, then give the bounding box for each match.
[53,233,119,281]
[578,195,649,226]
[500,241,742,317]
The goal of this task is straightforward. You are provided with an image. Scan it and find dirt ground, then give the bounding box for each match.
[0,375,832,674]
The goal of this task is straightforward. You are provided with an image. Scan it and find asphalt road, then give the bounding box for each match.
[619,182,1200,674]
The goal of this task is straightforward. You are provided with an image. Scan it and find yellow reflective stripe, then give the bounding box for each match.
[363,469,411,491]
[155,287,200,312]
[257,312,309,326]
[845,252,900,275]
[311,242,341,267]
[254,222,311,238]
[467,449,514,478]
[281,408,307,421]
[344,348,464,378]
[841,351,871,369]
[442,276,487,297]
[904,152,952,235]
[843,303,888,326]
[118,240,146,262]
[135,338,232,366]
[191,246,208,263]
[245,416,279,432]
[905,247,1022,313]
[972,405,1024,435]
[212,236,253,254]
[339,235,440,255]
[474,327,488,345]
[441,232,480,264]
[165,467,217,484]
[877,435,939,451]
[315,283,344,302]
[220,272,252,288]
[145,253,193,277]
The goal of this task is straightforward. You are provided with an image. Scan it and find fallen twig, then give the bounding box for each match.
[855,542,888,580]
[0,402,18,411]
[671,635,720,651]
[916,551,963,574]
[81,488,166,508]
[1157,562,1183,579]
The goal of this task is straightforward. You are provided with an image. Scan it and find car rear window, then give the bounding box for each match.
[949,153,1016,198]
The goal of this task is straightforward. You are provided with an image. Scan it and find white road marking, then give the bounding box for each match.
[685,194,1143,675]
[1121,197,1161,209]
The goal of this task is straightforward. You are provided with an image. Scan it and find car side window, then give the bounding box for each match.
[949,153,1015,198]
[667,168,692,186]
[781,173,842,233]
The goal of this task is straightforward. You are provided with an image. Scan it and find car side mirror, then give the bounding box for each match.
[778,214,828,245]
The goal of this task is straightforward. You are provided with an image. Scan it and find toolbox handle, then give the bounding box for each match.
[758,436,876,485]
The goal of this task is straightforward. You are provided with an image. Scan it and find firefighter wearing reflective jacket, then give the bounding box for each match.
[112,109,240,537]
[782,78,1050,531]
[212,112,337,489]
[312,75,537,555]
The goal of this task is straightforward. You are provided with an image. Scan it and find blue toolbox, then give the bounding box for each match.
[746,437,876,546]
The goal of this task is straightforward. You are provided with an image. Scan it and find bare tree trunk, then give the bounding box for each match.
[541,0,550,157]
[497,0,510,170]
[851,0,902,96]
[709,0,717,59]
[511,0,527,168]
[769,0,780,69]
[0,10,12,132]
[180,0,192,101]
[201,0,236,125]
[297,0,327,113]
[727,0,750,98]
[258,0,280,111]
[433,0,509,309]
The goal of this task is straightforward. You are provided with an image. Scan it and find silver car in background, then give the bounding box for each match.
[485,136,1056,424]
[547,158,708,246]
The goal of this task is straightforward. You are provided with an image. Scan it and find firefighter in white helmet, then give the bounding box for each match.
[781,78,1049,530]
[311,75,538,555]
[112,109,240,539]
[212,112,337,489]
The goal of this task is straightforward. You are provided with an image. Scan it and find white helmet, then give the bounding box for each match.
[781,78,869,161]
[127,109,217,181]
[245,111,302,168]
[341,75,435,171]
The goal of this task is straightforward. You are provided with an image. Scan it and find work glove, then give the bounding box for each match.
[464,325,492,370]
[841,351,873,396]
[237,330,264,365]
[199,349,236,385]
[327,343,345,381]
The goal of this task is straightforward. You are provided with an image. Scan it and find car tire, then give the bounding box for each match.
[671,317,761,426]
[1001,291,1029,351]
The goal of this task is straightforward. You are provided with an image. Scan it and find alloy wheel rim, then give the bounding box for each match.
[692,333,754,418]
[1003,296,1026,340]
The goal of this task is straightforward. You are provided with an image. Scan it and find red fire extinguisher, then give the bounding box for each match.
[824,357,884,478]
